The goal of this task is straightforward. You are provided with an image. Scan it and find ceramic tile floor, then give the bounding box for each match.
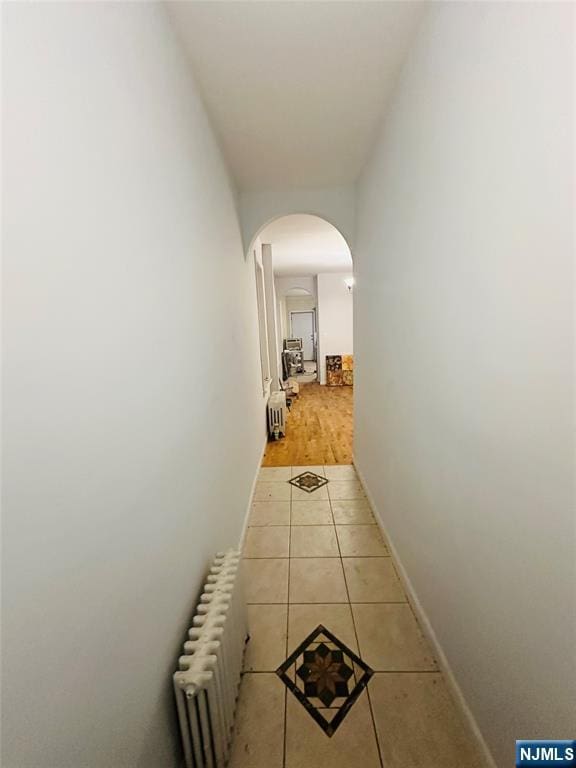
[230,465,489,768]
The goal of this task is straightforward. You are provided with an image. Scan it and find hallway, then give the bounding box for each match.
[262,383,353,466]
[233,464,487,768]
[3,3,574,767]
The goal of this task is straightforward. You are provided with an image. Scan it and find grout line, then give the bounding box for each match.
[249,522,377,527]
[247,601,360,606]
[246,602,290,606]
[252,466,389,763]
[354,506,442,670]
[331,489,385,768]
[282,471,293,768]
[246,600,409,606]
[278,601,404,606]
[243,554,389,560]
[338,599,410,605]
[243,669,440,676]
[369,669,440,674]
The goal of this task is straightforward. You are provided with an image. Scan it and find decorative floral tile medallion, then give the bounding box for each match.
[276,624,373,736]
[289,471,329,494]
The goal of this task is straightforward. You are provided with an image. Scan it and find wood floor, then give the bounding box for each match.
[262,382,353,466]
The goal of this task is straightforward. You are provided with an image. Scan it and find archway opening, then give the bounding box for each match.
[251,214,354,466]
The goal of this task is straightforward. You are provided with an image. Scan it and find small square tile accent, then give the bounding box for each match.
[289,471,329,494]
[276,624,373,737]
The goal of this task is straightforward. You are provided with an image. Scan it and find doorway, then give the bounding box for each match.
[252,213,354,464]
[290,310,316,361]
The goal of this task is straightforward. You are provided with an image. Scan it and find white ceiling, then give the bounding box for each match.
[258,214,352,276]
[168,2,424,191]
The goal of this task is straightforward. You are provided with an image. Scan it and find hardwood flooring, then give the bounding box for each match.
[262,382,353,466]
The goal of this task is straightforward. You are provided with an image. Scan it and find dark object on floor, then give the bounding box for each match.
[276,624,373,737]
[342,354,354,386]
[326,355,343,386]
[289,471,328,493]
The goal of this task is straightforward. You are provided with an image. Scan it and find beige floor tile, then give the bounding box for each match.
[290,525,339,557]
[291,485,329,501]
[228,673,285,768]
[331,499,374,525]
[323,464,359,481]
[243,559,289,603]
[243,527,290,558]
[336,524,388,556]
[288,603,358,654]
[258,466,292,482]
[328,480,366,500]
[285,686,381,768]
[291,500,332,525]
[343,557,406,603]
[369,673,488,768]
[244,604,288,671]
[289,558,348,603]
[292,465,326,477]
[253,481,291,502]
[352,604,437,671]
[249,501,290,527]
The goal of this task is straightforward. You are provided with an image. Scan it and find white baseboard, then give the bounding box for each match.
[353,457,498,768]
[238,435,268,551]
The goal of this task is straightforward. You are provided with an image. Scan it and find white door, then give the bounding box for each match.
[291,311,315,360]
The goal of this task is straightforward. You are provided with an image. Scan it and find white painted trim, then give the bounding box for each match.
[238,436,268,551]
[353,456,498,768]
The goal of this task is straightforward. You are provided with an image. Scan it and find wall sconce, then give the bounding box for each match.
[344,277,355,293]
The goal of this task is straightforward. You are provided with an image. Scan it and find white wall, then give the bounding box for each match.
[2,4,265,767]
[316,273,354,384]
[275,276,317,297]
[354,4,575,767]
[240,184,356,256]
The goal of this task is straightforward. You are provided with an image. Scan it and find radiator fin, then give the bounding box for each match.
[174,550,247,768]
[268,391,287,438]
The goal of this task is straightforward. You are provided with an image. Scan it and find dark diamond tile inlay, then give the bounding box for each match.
[276,624,373,736]
[289,471,329,494]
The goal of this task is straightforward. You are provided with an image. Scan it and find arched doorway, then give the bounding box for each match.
[250,214,355,465]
